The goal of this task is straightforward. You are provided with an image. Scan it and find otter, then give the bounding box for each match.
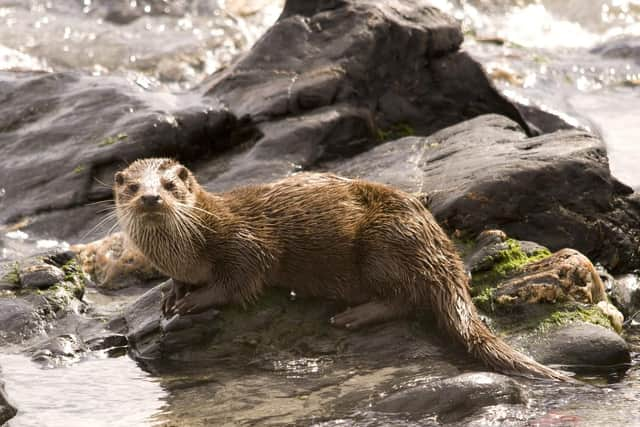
[114,158,569,381]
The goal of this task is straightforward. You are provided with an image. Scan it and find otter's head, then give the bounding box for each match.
[114,158,200,235]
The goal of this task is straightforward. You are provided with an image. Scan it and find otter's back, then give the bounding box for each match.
[223,173,426,301]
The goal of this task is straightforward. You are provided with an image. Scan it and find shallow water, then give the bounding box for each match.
[1,345,639,426]
[0,353,167,427]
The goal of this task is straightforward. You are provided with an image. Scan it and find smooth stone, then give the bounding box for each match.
[610,274,640,316]
[374,372,526,423]
[19,264,65,290]
[528,322,630,369]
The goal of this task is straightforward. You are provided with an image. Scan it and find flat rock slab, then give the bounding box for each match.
[122,281,458,375]
[526,321,630,369]
[331,114,640,272]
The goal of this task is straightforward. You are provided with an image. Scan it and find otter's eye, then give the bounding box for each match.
[127,183,139,193]
[163,181,176,191]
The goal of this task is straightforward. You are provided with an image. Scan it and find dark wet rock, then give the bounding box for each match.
[332,114,640,272]
[591,35,640,62]
[374,372,526,423]
[515,101,591,135]
[526,321,630,369]
[30,334,86,364]
[0,376,17,426]
[121,280,457,378]
[1,0,532,243]
[0,252,87,345]
[19,263,65,290]
[610,274,640,317]
[464,229,549,274]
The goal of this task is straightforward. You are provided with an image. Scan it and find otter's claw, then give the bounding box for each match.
[161,287,176,316]
[161,279,189,317]
[174,292,204,315]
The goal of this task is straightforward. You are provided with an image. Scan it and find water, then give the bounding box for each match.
[0,353,167,427]
[0,0,282,90]
[448,0,640,189]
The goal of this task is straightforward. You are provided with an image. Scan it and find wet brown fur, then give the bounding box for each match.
[115,158,570,381]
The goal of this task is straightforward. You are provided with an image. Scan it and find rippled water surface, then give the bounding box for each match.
[0,0,282,90]
[0,353,167,427]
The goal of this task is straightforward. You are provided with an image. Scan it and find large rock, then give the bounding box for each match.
[0,0,530,243]
[122,281,458,374]
[332,114,640,272]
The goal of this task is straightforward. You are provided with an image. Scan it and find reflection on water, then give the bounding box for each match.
[0,354,167,427]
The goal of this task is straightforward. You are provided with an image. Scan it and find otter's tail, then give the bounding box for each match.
[427,271,571,381]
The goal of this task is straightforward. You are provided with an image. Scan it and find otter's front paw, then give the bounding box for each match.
[161,279,190,316]
[161,283,177,317]
[174,286,228,316]
[174,292,207,316]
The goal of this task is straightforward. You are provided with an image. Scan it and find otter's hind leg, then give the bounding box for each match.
[331,301,404,329]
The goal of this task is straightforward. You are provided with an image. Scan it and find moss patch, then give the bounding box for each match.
[98,133,128,147]
[42,259,86,310]
[488,303,615,337]
[451,234,476,259]
[375,123,415,142]
[1,262,20,286]
[472,287,495,313]
[471,239,551,290]
[536,305,613,333]
[59,259,86,299]
[470,239,551,313]
[472,239,551,287]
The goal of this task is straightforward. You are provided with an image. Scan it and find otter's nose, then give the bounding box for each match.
[140,194,161,208]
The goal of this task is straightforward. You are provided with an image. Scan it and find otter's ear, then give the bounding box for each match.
[176,166,189,182]
[114,172,125,186]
